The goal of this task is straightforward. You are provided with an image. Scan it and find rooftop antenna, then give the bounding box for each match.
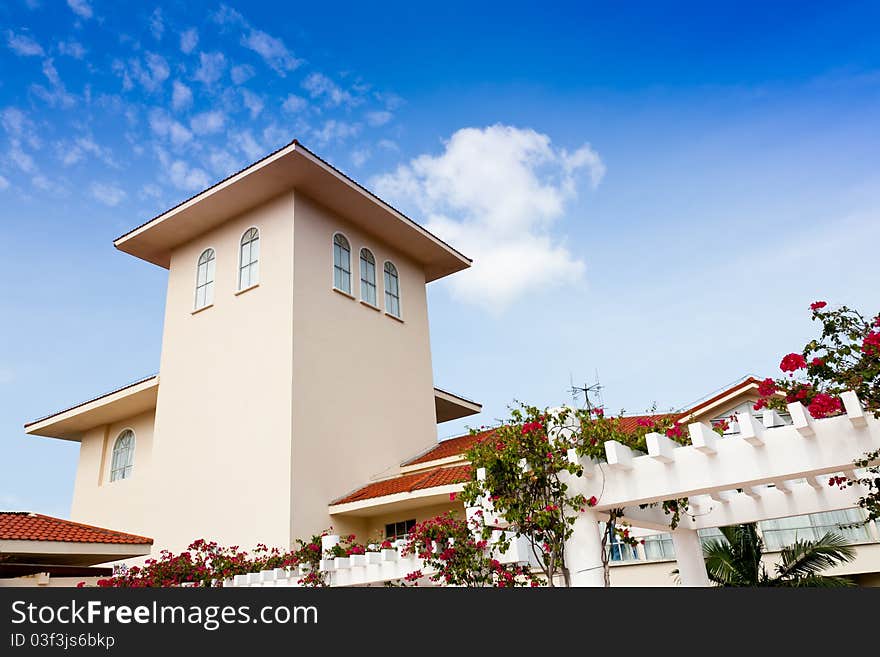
[570,370,604,413]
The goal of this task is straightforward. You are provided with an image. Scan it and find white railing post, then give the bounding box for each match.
[565,510,606,587]
[671,529,710,587]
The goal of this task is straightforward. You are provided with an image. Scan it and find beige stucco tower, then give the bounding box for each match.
[25,141,480,554]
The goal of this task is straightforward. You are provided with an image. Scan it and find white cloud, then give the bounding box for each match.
[1,108,39,147]
[116,53,170,93]
[58,40,85,58]
[312,119,360,144]
[9,143,36,173]
[241,29,301,75]
[66,0,92,19]
[208,148,239,176]
[351,148,369,167]
[168,159,210,191]
[190,110,226,135]
[372,125,605,310]
[241,89,263,117]
[149,108,192,146]
[32,59,76,108]
[171,80,193,111]
[6,31,44,57]
[230,64,254,85]
[366,110,392,127]
[193,51,226,85]
[180,28,198,54]
[0,175,9,190]
[90,182,126,206]
[302,72,359,108]
[232,130,263,160]
[377,139,398,151]
[281,94,307,113]
[149,8,164,40]
[58,136,115,167]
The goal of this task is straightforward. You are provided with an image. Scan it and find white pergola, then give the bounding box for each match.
[226,391,878,588]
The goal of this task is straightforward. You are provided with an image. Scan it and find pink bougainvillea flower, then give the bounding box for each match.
[807,393,842,419]
[810,301,827,311]
[449,492,457,502]
[757,377,777,397]
[780,353,807,372]
[862,331,880,356]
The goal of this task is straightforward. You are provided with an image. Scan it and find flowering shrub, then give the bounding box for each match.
[88,533,331,588]
[462,404,696,587]
[754,301,880,524]
[400,512,542,587]
[324,534,367,558]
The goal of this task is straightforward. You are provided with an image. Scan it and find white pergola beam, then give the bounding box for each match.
[688,422,718,455]
[646,432,678,463]
[737,412,764,446]
[842,391,867,428]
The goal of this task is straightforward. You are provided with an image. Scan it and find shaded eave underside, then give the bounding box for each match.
[114,140,471,282]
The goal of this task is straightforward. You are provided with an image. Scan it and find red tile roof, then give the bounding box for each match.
[332,465,472,505]
[404,429,497,466]
[0,512,153,545]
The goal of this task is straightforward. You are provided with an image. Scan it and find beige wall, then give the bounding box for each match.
[148,191,296,553]
[70,409,155,539]
[290,194,439,539]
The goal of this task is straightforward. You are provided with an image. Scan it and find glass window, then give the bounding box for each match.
[333,234,351,294]
[608,534,640,562]
[760,509,871,551]
[238,228,259,290]
[110,430,135,482]
[385,519,416,540]
[195,248,215,309]
[360,248,377,306]
[384,261,400,317]
[643,534,675,560]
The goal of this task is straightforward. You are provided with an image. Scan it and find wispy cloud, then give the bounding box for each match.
[57,40,85,58]
[179,28,198,54]
[90,181,126,206]
[171,80,193,111]
[312,119,360,144]
[281,94,307,113]
[302,72,360,108]
[366,110,392,127]
[372,125,604,311]
[193,51,226,85]
[66,0,92,20]
[149,8,164,40]
[0,175,9,191]
[241,89,264,118]
[6,30,44,57]
[190,110,226,135]
[241,28,301,75]
[114,53,170,93]
[230,64,254,85]
[148,108,192,146]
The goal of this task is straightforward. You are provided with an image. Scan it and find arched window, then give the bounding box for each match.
[384,261,400,317]
[359,248,376,306]
[110,429,135,482]
[195,248,216,309]
[332,233,351,294]
[239,228,260,290]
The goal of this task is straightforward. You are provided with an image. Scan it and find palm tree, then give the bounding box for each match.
[701,523,856,587]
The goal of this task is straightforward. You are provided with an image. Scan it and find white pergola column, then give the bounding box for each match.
[565,510,606,587]
[671,529,710,587]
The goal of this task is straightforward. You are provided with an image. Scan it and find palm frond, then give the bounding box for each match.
[703,539,748,586]
[774,532,856,582]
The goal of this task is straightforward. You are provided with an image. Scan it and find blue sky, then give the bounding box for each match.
[2,1,880,517]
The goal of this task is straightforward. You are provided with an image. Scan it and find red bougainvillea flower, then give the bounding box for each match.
[521,421,542,435]
[810,357,824,367]
[807,393,842,419]
[863,331,880,356]
[753,398,767,411]
[592,407,604,417]
[449,492,457,502]
[810,301,827,311]
[758,377,777,397]
[587,495,598,507]
[780,353,807,372]
[636,417,654,427]
[666,424,683,439]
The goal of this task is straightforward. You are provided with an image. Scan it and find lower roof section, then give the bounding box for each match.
[24,375,158,441]
[434,387,482,423]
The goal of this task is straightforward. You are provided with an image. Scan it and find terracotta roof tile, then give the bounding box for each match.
[0,512,153,545]
[332,465,472,505]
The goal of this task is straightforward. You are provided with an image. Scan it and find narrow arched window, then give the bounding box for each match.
[195,248,215,309]
[239,228,260,290]
[333,233,351,294]
[110,429,135,482]
[360,248,376,306]
[384,261,400,317]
